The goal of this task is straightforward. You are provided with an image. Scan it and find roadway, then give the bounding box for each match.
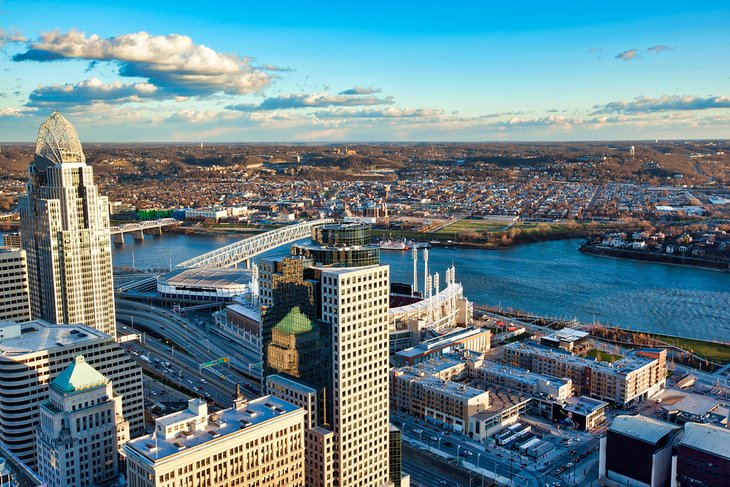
[116,299,262,382]
[394,411,599,486]
[115,301,261,402]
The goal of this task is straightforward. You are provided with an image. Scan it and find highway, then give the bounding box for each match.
[115,300,262,405]
[117,299,263,382]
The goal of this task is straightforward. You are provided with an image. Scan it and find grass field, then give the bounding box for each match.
[652,334,730,364]
[434,219,511,235]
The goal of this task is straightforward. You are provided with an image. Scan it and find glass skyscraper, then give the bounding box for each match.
[19,112,116,337]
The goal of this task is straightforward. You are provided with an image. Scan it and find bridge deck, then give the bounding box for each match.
[176,219,334,269]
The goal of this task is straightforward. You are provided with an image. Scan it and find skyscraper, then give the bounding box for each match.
[19,112,116,337]
[36,355,129,487]
[0,320,144,466]
[263,222,392,486]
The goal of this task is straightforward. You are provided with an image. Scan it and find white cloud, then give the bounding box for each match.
[227,92,394,111]
[594,95,730,114]
[28,78,158,108]
[14,30,270,96]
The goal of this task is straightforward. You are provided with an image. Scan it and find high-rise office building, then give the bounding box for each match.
[19,112,116,337]
[264,223,392,486]
[36,355,129,487]
[124,394,305,487]
[0,247,31,322]
[0,320,144,466]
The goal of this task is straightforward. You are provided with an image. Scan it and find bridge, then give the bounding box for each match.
[109,218,179,243]
[176,218,335,269]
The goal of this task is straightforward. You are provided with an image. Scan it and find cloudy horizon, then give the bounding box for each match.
[1,2,729,142]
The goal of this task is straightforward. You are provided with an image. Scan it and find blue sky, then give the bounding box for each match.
[1,1,729,141]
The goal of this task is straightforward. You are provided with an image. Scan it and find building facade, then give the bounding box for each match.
[0,247,31,322]
[0,320,144,466]
[500,342,666,406]
[19,112,116,337]
[676,422,730,486]
[36,356,129,487]
[124,395,305,487]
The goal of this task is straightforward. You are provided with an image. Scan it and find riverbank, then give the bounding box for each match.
[166,221,636,250]
[580,244,730,272]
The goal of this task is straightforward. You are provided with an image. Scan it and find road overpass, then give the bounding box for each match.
[175,218,335,269]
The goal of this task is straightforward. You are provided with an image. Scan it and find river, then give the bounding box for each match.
[107,232,730,342]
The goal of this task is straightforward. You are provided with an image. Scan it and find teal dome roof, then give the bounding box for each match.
[51,355,108,394]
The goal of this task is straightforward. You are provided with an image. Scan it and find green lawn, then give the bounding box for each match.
[652,334,730,364]
[434,219,511,235]
[585,349,624,363]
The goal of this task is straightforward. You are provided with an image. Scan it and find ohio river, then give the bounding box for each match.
[110,233,730,342]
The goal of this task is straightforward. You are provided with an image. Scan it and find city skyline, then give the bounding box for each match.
[1,1,729,142]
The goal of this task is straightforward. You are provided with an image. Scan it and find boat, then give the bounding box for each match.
[407,240,430,249]
[379,239,408,250]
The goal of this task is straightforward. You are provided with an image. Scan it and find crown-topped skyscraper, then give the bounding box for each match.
[19,112,116,337]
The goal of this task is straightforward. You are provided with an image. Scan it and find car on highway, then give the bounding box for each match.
[566,462,574,468]
[430,436,438,441]
[464,450,473,456]
[444,441,453,447]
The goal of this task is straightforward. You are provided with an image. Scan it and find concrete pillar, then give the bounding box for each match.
[147,226,163,236]
[245,259,251,269]
[132,229,144,241]
[598,436,607,482]
[112,233,125,245]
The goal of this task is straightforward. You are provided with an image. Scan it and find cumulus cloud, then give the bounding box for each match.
[647,45,674,54]
[226,92,394,111]
[0,106,37,118]
[0,28,26,47]
[499,115,583,129]
[27,78,158,108]
[593,95,730,114]
[479,111,526,119]
[338,86,382,95]
[256,64,293,72]
[313,107,443,119]
[166,110,242,123]
[13,30,270,96]
[615,49,639,61]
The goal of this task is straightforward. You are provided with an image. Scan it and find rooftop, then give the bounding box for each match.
[273,307,314,335]
[564,396,608,415]
[662,393,719,417]
[505,341,657,376]
[0,442,46,487]
[397,326,488,358]
[478,360,571,387]
[0,320,109,356]
[267,374,317,395]
[609,415,681,444]
[159,268,251,290]
[35,111,85,166]
[50,355,109,394]
[419,376,489,401]
[680,422,730,460]
[125,395,303,463]
[394,354,466,378]
[541,328,589,343]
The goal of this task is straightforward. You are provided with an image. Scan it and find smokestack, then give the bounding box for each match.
[423,248,429,298]
[412,247,418,294]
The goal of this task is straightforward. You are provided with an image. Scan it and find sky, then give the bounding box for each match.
[1,1,729,142]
